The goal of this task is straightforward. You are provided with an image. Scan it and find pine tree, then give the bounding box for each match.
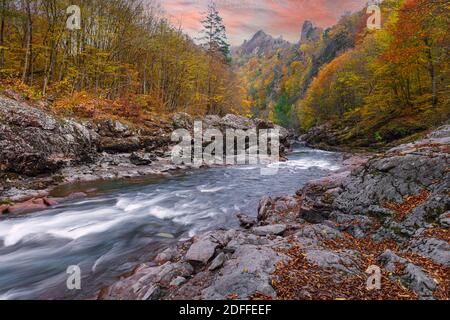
[200,2,230,61]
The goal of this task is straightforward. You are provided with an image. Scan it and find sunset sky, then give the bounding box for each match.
[159,0,369,45]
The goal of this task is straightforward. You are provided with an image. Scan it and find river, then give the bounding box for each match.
[0,146,342,300]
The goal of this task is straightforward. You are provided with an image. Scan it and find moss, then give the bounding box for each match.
[0,199,14,206]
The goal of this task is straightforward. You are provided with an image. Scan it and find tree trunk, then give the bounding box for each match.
[0,0,5,68]
[21,0,32,84]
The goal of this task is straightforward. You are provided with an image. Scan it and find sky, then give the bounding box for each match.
[158,0,369,46]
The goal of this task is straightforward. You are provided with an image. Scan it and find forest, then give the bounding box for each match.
[0,0,244,119]
[0,0,449,147]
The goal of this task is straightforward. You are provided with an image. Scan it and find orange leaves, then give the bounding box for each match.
[384,190,430,222]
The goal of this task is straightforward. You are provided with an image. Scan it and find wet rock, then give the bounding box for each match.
[257,196,273,221]
[252,224,286,236]
[209,252,226,271]
[155,247,178,265]
[236,213,256,229]
[409,238,450,267]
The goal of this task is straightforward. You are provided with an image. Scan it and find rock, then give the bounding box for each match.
[409,238,450,267]
[378,250,408,272]
[201,244,285,300]
[209,252,226,271]
[220,114,254,130]
[378,250,437,299]
[0,96,98,176]
[236,213,256,229]
[439,212,450,228]
[5,198,49,214]
[43,198,58,206]
[185,237,219,265]
[402,263,437,299]
[257,196,273,221]
[172,112,193,130]
[305,249,361,274]
[96,119,131,137]
[252,224,286,236]
[155,247,178,264]
[101,262,193,300]
[141,285,161,300]
[130,152,154,166]
[170,277,187,287]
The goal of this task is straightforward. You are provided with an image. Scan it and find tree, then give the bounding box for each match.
[199,2,230,61]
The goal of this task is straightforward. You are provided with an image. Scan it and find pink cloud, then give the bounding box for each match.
[159,0,367,45]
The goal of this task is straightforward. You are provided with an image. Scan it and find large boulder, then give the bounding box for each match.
[0,96,98,176]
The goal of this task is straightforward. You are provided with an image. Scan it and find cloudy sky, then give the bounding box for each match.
[159,0,368,45]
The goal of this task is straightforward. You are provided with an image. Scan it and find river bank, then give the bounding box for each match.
[99,125,449,300]
[0,94,293,215]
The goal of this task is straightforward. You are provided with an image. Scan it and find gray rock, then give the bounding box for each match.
[257,196,273,221]
[155,247,177,264]
[305,249,361,274]
[201,245,285,300]
[141,285,161,300]
[252,224,286,236]
[185,238,219,264]
[209,252,226,271]
[402,263,437,299]
[172,112,193,130]
[170,276,187,287]
[439,212,450,228]
[130,152,154,165]
[236,213,256,229]
[409,238,450,266]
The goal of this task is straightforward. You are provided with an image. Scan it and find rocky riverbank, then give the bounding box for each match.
[99,125,449,300]
[0,94,293,214]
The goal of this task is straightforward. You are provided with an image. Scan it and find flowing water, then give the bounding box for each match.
[0,146,342,300]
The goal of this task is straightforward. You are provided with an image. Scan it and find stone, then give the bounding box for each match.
[252,224,286,236]
[236,213,256,229]
[401,264,437,299]
[185,238,219,264]
[409,238,450,267]
[209,252,226,271]
[439,212,450,228]
[257,196,273,221]
[170,276,187,287]
[130,152,154,166]
[155,247,177,264]
[305,249,361,274]
[201,245,285,300]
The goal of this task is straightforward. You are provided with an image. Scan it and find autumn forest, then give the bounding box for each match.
[0,0,449,148]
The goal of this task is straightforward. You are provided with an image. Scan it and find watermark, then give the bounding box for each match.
[66,265,81,290]
[66,5,81,31]
[66,5,81,56]
[367,3,382,30]
[171,121,280,176]
[366,265,382,290]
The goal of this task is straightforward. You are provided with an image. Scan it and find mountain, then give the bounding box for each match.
[299,20,323,44]
[232,30,292,57]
